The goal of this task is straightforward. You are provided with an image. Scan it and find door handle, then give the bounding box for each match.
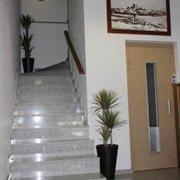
[168,99,171,115]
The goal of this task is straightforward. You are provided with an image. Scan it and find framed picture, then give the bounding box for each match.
[107,0,171,35]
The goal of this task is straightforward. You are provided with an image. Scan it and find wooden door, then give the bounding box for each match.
[127,43,177,171]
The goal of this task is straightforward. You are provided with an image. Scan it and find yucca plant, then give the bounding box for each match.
[99,126,111,145]
[98,110,126,145]
[20,14,34,37]
[92,89,125,145]
[20,14,35,73]
[92,89,119,113]
[92,89,126,179]
[20,34,34,60]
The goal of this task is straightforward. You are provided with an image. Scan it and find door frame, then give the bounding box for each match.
[126,42,178,171]
[173,84,180,167]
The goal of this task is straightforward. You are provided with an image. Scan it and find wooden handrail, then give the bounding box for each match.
[64,31,85,75]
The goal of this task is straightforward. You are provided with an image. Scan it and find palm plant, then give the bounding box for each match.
[92,89,126,145]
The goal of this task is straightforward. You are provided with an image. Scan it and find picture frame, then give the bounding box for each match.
[107,0,171,36]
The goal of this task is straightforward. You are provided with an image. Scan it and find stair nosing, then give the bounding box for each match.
[11,138,93,144]
[10,165,100,180]
[10,155,98,166]
[15,101,78,106]
[12,124,84,130]
[16,101,77,105]
[10,153,96,164]
[12,124,87,130]
[17,82,73,86]
[14,114,83,118]
[11,136,90,145]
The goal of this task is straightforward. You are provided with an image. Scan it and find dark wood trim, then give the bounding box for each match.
[173,84,180,167]
[64,31,85,75]
[107,0,171,36]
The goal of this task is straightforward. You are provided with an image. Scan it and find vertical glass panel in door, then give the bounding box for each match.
[146,63,161,153]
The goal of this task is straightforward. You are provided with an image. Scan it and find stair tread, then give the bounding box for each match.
[16,94,77,104]
[10,153,96,163]
[12,125,88,131]
[14,103,80,116]
[11,139,93,151]
[14,114,83,123]
[18,84,75,87]
[14,114,82,120]
[9,173,104,180]
[10,156,99,174]
[11,139,94,157]
[19,73,71,77]
[11,153,96,163]
[17,91,76,95]
[18,82,74,87]
[16,101,77,107]
[11,126,89,143]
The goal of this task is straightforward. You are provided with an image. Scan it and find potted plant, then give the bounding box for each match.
[20,14,35,73]
[92,89,126,180]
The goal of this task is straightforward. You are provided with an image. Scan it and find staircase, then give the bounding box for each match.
[9,66,101,179]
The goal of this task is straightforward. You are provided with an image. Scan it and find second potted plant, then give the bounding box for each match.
[92,89,126,180]
[20,14,35,73]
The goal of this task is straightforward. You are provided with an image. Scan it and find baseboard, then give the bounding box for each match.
[116,169,133,175]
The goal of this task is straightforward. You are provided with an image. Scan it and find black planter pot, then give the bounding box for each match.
[96,144,118,180]
[22,58,34,73]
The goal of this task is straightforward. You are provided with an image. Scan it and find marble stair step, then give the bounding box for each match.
[10,155,99,178]
[18,74,72,80]
[10,154,96,163]
[20,72,71,77]
[34,67,70,73]
[9,174,105,180]
[18,84,75,94]
[28,71,72,75]
[9,173,105,180]
[10,139,94,157]
[20,68,70,74]
[18,76,73,86]
[16,94,76,104]
[11,126,89,142]
[14,103,80,116]
[14,115,83,129]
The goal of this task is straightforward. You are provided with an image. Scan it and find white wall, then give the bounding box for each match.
[83,0,180,171]
[0,0,20,179]
[21,0,68,70]
[69,0,88,122]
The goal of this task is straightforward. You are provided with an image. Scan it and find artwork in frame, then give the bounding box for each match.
[107,0,171,35]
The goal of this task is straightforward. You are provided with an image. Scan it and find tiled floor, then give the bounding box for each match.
[116,168,180,180]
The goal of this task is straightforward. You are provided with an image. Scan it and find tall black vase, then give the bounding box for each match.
[96,144,118,180]
[22,58,34,73]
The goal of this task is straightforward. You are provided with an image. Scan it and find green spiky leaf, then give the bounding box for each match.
[20,14,34,29]
[92,89,119,113]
